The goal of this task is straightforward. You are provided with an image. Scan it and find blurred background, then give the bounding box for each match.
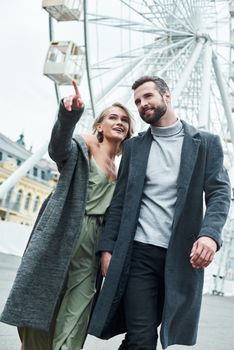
[0,1,234,348]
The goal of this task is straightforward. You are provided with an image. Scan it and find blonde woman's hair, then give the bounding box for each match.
[92,102,134,153]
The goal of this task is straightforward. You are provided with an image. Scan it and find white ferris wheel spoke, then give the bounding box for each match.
[199,41,213,129]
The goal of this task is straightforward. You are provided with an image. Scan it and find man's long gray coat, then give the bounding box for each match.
[89,121,231,349]
[0,104,90,332]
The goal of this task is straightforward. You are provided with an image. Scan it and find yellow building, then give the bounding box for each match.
[0,133,58,225]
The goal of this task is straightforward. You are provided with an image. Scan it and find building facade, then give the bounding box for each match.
[0,133,58,225]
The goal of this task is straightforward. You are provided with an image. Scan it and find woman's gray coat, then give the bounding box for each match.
[0,103,89,332]
[89,121,231,349]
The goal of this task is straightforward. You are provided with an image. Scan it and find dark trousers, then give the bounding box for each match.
[120,241,167,350]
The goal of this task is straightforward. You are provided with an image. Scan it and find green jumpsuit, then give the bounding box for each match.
[19,157,115,350]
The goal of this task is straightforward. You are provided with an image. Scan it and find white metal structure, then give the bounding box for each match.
[43,41,85,85]
[42,0,83,21]
[41,2,234,166]
[81,1,234,169]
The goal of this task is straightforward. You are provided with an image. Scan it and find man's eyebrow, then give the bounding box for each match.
[135,92,152,103]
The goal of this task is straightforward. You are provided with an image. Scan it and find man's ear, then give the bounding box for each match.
[164,92,171,104]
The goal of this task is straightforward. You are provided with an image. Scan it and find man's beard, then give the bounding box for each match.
[140,102,167,125]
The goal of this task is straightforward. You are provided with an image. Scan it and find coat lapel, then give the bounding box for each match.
[130,128,153,192]
[173,121,201,230]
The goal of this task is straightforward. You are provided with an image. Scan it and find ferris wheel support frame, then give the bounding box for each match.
[49,15,60,104]
[199,41,212,129]
[93,55,145,106]
[95,37,193,108]
[121,38,200,109]
[158,39,194,77]
[120,38,194,105]
[173,37,206,105]
[84,0,96,118]
[212,50,234,149]
[0,143,49,199]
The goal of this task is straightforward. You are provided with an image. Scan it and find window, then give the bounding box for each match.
[0,152,2,161]
[16,159,22,166]
[33,195,40,212]
[24,193,32,210]
[13,190,23,211]
[41,170,46,180]
[33,167,38,177]
[4,188,13,207]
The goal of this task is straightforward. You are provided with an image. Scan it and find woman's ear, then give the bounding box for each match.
[96,123,103,132]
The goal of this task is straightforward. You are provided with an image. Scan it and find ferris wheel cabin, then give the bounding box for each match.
[43,41,85,85]
[42,0,82,21]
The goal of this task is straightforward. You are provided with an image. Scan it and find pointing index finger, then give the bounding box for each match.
[72,80,80,97]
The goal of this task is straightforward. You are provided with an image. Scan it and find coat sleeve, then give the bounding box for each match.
[48,101,84,171]
[198,134,231,250]
[97,141,131,253]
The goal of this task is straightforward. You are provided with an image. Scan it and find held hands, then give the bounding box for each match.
[190,236,217,269]
[101,251,112,277]
[63,80,85,111]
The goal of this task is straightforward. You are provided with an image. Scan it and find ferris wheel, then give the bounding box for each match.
[42,0,234,170]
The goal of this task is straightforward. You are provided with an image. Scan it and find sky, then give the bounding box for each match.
[0,1,62,151]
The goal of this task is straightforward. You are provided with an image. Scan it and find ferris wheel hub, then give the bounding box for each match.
[195,32,211,43]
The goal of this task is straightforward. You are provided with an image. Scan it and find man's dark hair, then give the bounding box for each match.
[132,76,170,96]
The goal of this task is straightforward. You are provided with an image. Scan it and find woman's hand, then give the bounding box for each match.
[63,80,85,111]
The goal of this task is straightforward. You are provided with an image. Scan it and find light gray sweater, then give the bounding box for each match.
[135,119,184,248]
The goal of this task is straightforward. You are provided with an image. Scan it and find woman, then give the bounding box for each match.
[0,81,134,350]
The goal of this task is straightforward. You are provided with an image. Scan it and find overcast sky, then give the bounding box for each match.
[0,1,59,151]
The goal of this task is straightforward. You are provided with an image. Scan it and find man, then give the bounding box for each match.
[88,76,231,349]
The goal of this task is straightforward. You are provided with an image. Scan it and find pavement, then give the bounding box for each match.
[0,252,234,350]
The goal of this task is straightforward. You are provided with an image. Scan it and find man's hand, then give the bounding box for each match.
[190,236,217,269]
[63,80,85,111]
[101,251,112,277]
